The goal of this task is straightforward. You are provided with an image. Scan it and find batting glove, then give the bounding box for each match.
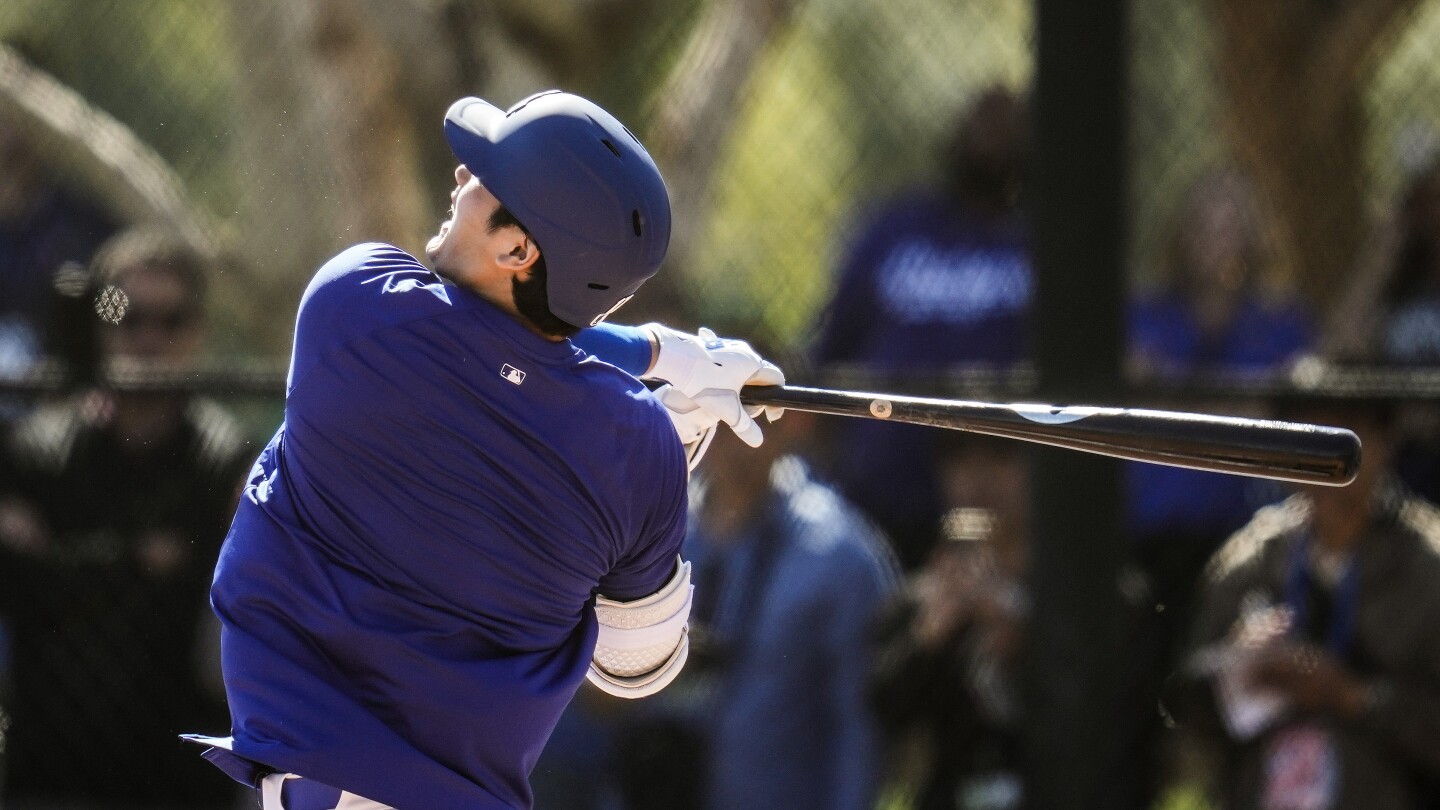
[653,383,765,470]
[643,324,786,424]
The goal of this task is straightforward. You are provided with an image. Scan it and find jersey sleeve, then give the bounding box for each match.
[595,397,689,601]
[598,506,686,601]
[571,323,653,377]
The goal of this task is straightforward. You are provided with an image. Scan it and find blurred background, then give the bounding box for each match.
[2,0,1440,809]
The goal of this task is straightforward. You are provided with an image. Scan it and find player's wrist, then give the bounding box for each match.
[644,325,661,375]
[640,323,703,388]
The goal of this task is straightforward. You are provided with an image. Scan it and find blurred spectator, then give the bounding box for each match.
[0,110,117,382]
[1129,167,1314,380]
[0,228,252,808]
[1127,166,1317,608]
[1167,393,1440,809]
[1363,159,1440,504]
[677,413,899,810]
[1127,166,1318,594]
[812,85,1029,569]
[1374,158,1440,365]
[1125,167,1318,809]
[869,435,1028,810]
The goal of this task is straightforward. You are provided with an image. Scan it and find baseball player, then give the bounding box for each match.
[183,90,783,809]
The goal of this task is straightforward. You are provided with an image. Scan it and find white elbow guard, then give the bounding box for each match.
[587,557,692,699]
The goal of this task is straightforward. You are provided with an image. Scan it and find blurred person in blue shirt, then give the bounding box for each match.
[1128,167,1316,578]
[682,410,900,810]
[1127,166,1316,584]
[812,86,1029,570]
[1125,167,1317,809]
[1345,157,1440,504]
[1129,168,1314,381]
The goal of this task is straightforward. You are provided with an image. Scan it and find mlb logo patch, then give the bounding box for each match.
[500,364,527,385]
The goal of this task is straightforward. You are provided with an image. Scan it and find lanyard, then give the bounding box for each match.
[1283,531,1361,659]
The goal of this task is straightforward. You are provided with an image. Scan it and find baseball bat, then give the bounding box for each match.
[739,385,1361,486]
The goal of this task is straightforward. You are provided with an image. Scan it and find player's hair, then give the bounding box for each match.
[92,227,208,311]
[488,204,580,338]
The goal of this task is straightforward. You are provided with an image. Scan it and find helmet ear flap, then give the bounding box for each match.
[443,92,671,328]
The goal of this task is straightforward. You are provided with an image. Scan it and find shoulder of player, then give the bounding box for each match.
[1204,494,1308,583]
[569,363,681,443]
[312,242,424,283]
[294,242,465,346]
[573,378,688,507]
[301,242,450,311]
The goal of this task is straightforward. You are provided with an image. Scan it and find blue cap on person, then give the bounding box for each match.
[444,90,672,328]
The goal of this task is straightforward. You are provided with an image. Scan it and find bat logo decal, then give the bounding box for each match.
[1010,404,1102,425]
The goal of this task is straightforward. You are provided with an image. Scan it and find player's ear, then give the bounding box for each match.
[497,233,539,279]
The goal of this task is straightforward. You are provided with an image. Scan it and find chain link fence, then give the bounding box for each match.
[3,0,1440,807]
[2,1,1440,353]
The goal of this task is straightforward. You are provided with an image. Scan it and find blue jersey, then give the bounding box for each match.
[210,243,688,808]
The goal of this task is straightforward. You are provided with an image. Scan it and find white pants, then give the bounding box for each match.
[259,773,395,810]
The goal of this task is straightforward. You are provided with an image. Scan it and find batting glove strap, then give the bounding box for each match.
[594,558,692,629]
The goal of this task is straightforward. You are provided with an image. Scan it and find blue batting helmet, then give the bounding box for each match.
[444,91,672,327]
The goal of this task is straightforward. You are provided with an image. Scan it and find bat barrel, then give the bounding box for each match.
[740,385,1361,486]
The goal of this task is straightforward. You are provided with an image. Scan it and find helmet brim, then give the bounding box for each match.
[444,97,504,176]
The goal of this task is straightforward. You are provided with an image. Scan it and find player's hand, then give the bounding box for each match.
[653,383,762,471]
[1248,642,1368,717]
[643,324,786,426]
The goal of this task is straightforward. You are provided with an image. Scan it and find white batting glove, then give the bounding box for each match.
[653,383,762,470]
[642,324,786,424]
